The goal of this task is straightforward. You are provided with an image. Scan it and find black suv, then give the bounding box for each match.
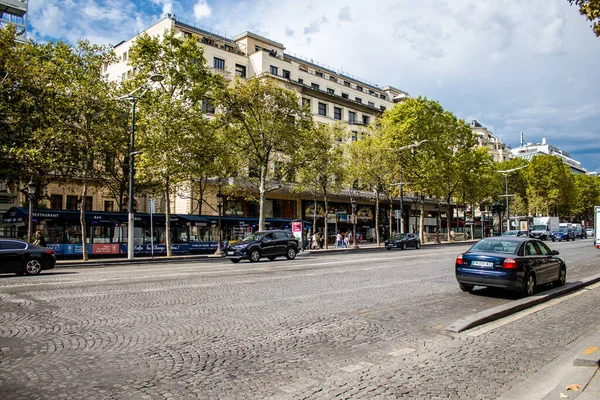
[226,230,300,263]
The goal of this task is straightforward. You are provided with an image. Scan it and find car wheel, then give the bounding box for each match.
[522,273,536,297]
[24,259,42,275]
[268,256,277,261]
[249,249,261,263]
[459,283,474,292]
[551,239,555,242]
[401,243,407,250]
[230,259,240,264]
[285,247,297,260]
[415,242,421,249]
[385,247,392,251]
[553,266,566,288]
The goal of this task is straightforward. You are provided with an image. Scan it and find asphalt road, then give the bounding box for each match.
[1,239,599,399]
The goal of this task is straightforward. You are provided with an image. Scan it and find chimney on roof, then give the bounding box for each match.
[542,137,546,145]
[520,132,524,147]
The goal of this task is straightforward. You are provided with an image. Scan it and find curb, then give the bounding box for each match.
[444,272,600,333]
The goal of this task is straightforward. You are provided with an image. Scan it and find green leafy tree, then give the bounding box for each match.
[213,77,313,231]
[569,0,600,36]
[572,173,600,223]
[127,29,218,256]
[525,154,575,218]
[294,123,347,249]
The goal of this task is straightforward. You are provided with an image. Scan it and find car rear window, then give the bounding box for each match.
[0,241,27,250]
[470,240,518,254]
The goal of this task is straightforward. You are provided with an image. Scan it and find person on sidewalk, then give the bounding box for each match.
[33,231,47,247]
[343,233,349,248]
[335,232,342,248]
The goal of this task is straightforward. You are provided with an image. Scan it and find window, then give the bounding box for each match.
[356,85,363,92]
[298,78,304,84]
[311,83,320,90]
[343,81,350,87]
[66,196,79,210]
[362,115,370,125]
[213,57,225,70]
[355,97,362,104]
[50,194,63,209]
[270,65,278,75]
[342,93,349,99]
[104,200,114,212]
[369,89,375,95]
[368,101,375,107]
[85,197,93,211]
[329,76,337,82]
[283,69,290,79]
[202,98,215,114]
[381,95,386,101]
[334,107,342,120]
[327,88,335,95]
[315,71,323,77]
[318,102,327,116]
[302,98,311,108]
[122,51,128,62]
[235,64,246,78]
[380,106,387,111]
[351,131,358,141]
[348,111,356,122]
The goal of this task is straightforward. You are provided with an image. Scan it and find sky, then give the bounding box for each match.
[26,0,600,172]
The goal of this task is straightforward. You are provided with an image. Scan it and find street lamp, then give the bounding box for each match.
[117,74,164,260]
[350,195,359,249]
[497,166,526,232]
[27,180,36,242]
[388,140,428,233]
[214,183,225,256]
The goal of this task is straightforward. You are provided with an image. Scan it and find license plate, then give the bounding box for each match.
[227,251,234,255]
[472,260,493,268]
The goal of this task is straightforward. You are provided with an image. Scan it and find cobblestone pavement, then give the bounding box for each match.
[0,240,598,399]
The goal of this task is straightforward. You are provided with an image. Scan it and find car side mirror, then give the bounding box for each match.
[551,250,559,255]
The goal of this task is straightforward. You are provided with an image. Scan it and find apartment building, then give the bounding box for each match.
[511,134,588,174]
[0,0,28,41]
[102,14,428,240]
[470,120,512,163]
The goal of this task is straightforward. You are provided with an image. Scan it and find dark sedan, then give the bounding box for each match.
[0,239,56,275]
[455,237,566,296]
[384,233,421,250]
[225,230,300,263]
[551,227,575,242]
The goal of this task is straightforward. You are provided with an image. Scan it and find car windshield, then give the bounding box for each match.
[243,233,265,242]
[532,225,546,230]
[557,227,568,232]
[392,233,409,240]
[469,239,518,254]
[502,231,517,236]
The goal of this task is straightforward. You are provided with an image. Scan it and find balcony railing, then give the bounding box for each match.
[210,68,231,78]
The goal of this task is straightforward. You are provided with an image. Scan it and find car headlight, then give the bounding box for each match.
[234,243,249,250]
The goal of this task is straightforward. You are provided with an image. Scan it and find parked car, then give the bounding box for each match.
[225,230,300,263]
[551,227,576,242]
[455,237,566,296]
[0,239,56,275]
[585,228,595,238]
[501,230,529,237]
[384,232,421,250]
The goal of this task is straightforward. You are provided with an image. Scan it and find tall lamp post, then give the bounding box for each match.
[117,74,164,260]
[388,140,428,234]
[27,180,36,243]
[497,166,526,232]
[350,196,359,249]
[214,183,225,256]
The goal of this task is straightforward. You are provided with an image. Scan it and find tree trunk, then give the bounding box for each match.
[323,188,329,250]
[419,197,425,243]
[375,190,380,246]
[80,180,88,262]
[447,201,453,242]
[312,194,317,235]
[258,164,267,231]
[165,177,172,257]
[389,196,394,238]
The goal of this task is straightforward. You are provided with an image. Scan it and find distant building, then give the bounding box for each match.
[470,120,512,163]
[0,0,28,41]
[511,134,587,174]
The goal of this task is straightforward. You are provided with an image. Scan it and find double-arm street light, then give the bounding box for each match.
[348,189,359,249]
[116,74,164,260]
[27,180,36,243]
[497,166,527,232]
[389,140,429,234]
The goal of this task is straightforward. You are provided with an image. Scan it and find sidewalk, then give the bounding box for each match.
[55,238,473,267]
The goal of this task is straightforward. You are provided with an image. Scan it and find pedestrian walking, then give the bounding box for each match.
[335,232,342,248]
[343,233,349,248]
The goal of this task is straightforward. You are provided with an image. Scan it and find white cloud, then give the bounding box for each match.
[23,0,600,171]
[193,0,212,20]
